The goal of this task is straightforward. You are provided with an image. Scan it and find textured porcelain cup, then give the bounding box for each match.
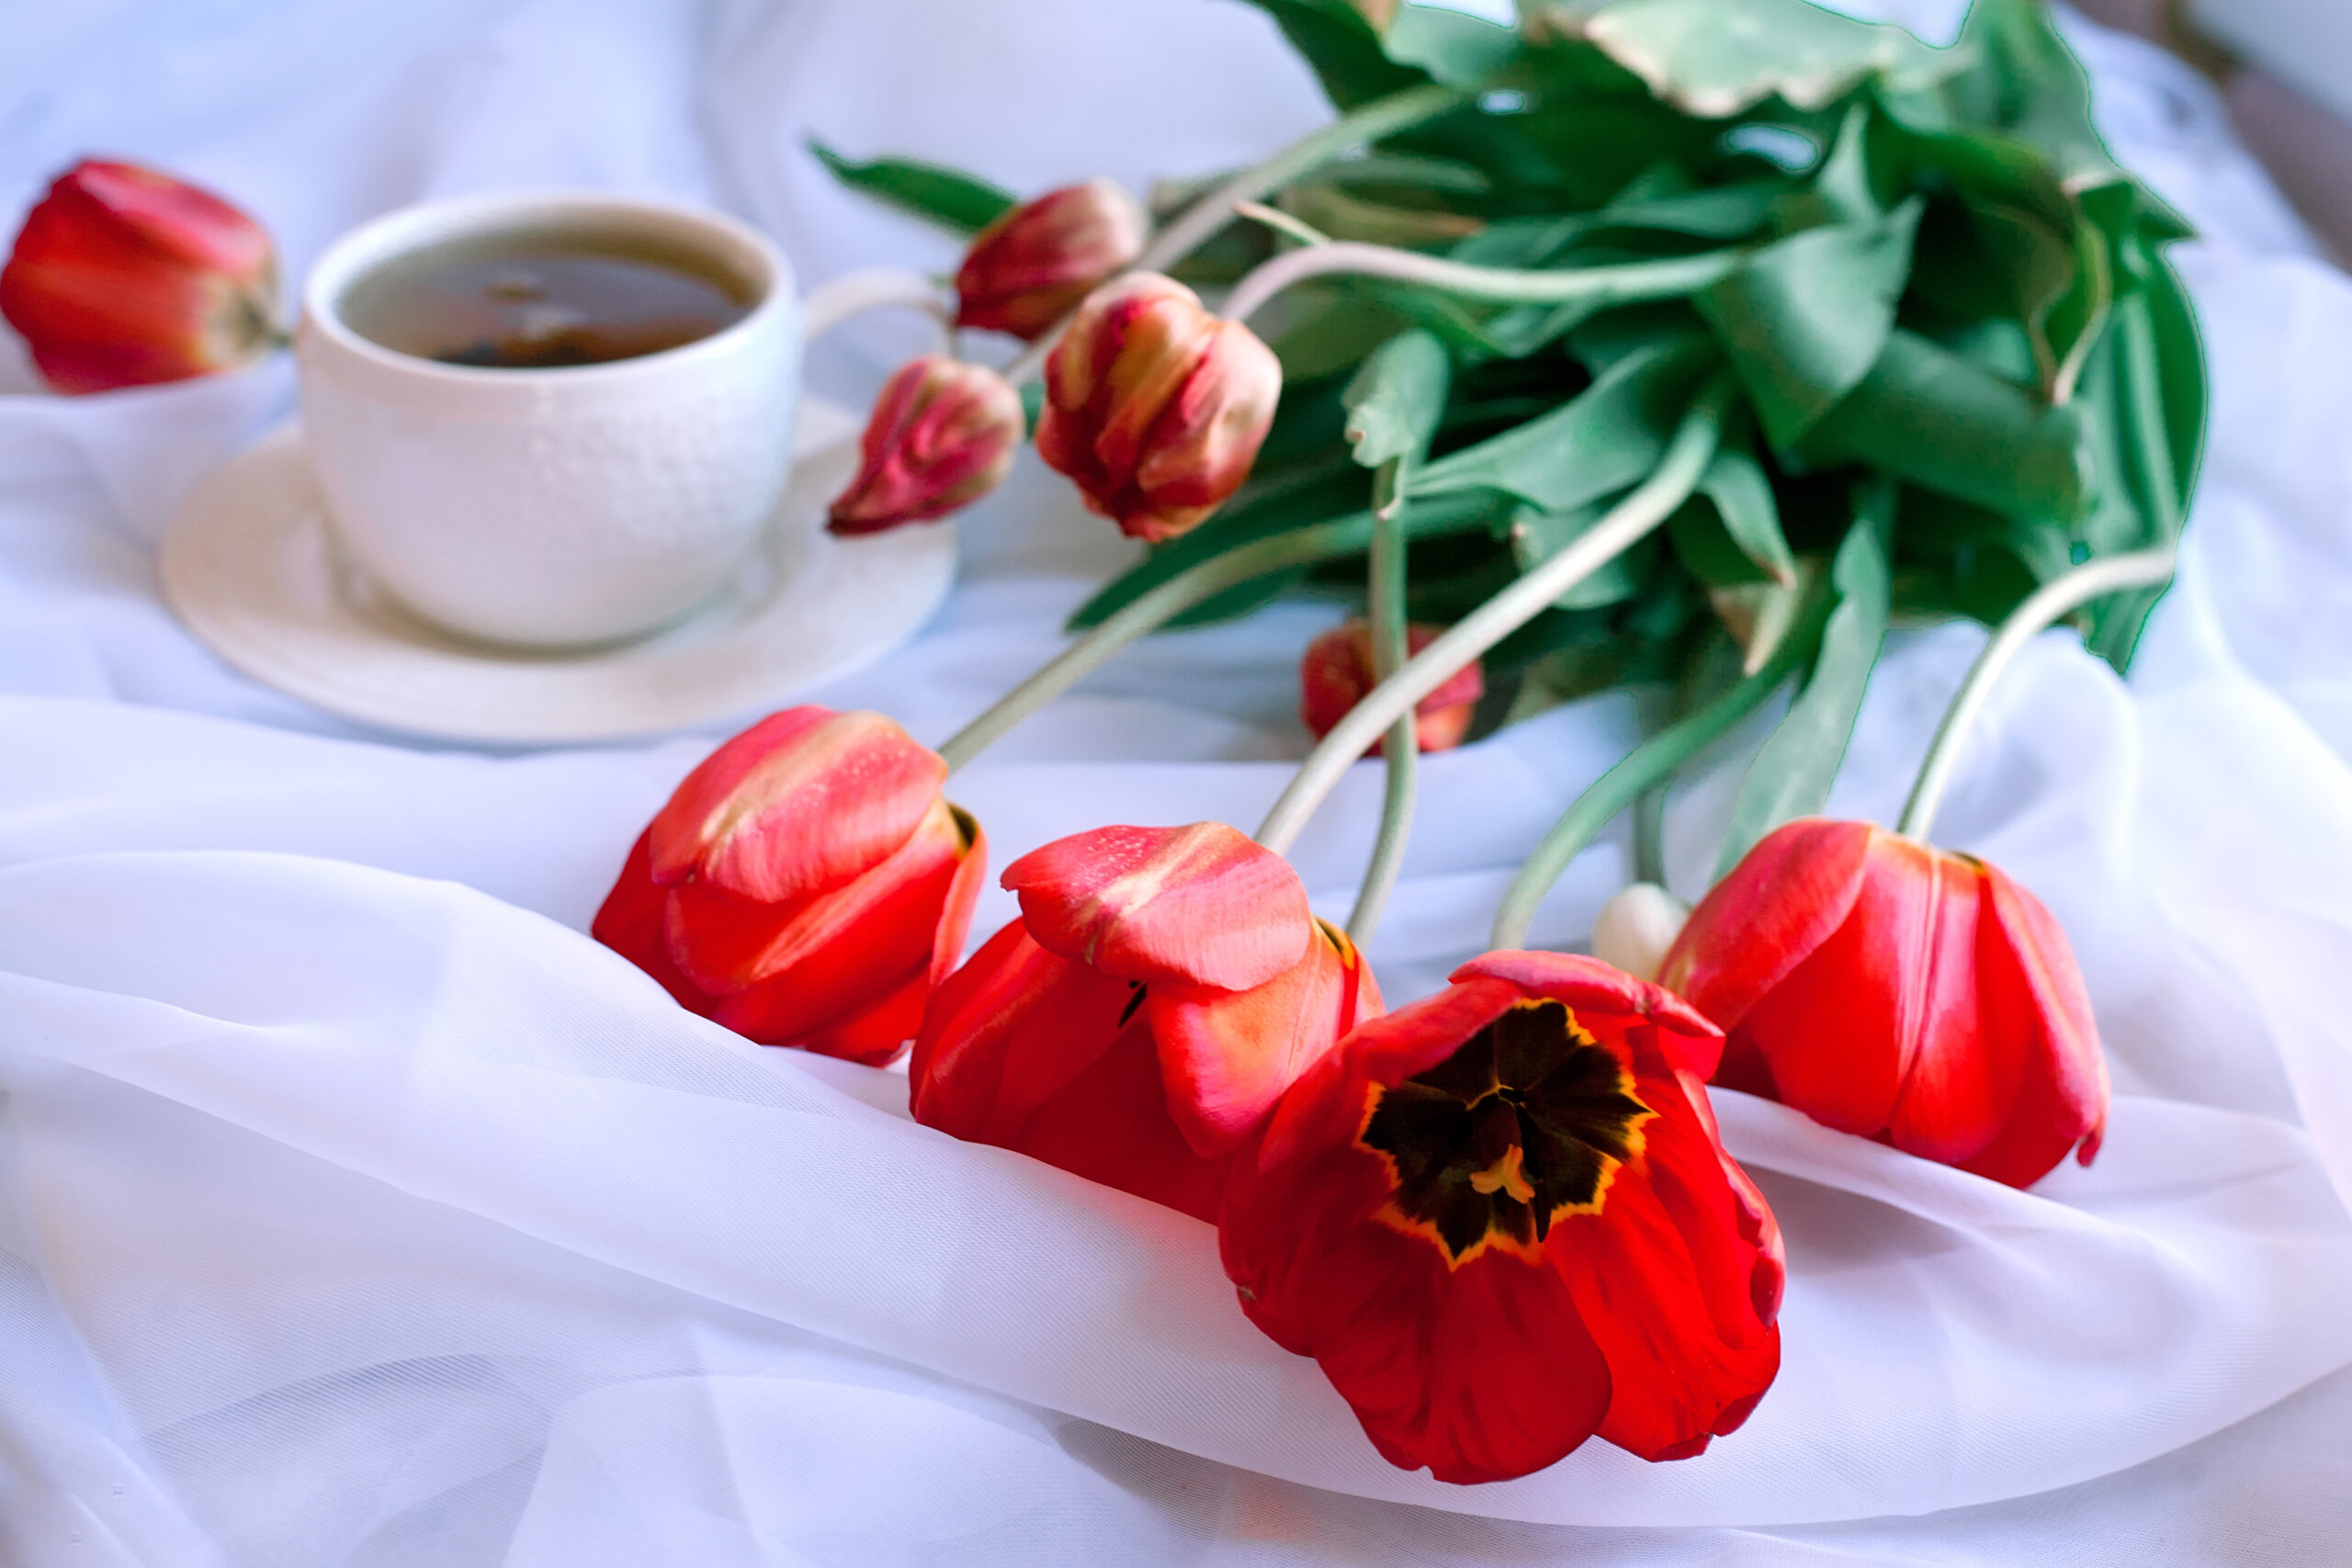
[298,192,802,648]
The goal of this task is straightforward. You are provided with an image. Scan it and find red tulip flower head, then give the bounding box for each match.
[594,706,987,1066]
[954,177,1148,341]
[1035,273,1281,544]
[911,822,1380,1221]
[1220,951,1783,1485]
[828,355,1024,536]
[1659,818,2107,1189]
[1300,618,1485,755]
[1,160,278,393]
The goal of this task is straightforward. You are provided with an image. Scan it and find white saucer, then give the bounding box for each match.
[160,398,956,745]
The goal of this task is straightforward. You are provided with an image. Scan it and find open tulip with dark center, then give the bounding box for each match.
[1034,272,1281,544]
[594,706,987,1066]
[1219,951,1783,1485]
[1,159,279,393]
[911,822,1379,1221]
[1658,818,2107,1189]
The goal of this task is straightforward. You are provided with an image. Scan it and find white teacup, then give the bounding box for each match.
[298,190,927,649]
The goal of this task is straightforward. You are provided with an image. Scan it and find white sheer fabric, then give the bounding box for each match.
[3,1,2350,1562]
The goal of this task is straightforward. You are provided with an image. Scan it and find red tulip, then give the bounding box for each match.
[1299,618,1485,755]
[1220,952,1782,1484]
[828,356,1024,535]
[1034,273,1281,544]
[1658,818,2107,1189]
[593,706,987,1066]
[0,159,278,393]
[910,822,1380,1221]
[954,177,1148,341]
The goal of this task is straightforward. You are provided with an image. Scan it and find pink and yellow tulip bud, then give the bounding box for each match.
[1035,273,1281,544]
[826,356,1024,536]
[954,177,1148,341]
[1299,618,1485,755]
[0,159,278,393]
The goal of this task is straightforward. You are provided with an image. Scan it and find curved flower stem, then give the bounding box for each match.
[936,516,1373,773]
[1254,372,1736,857]
[1487,596,1830,951]
[1003,82,1468,386]
[1895,545,2179,841]
[1143,84,1466,276]
[1222,242,1739,327]
[1345,467,1419,945]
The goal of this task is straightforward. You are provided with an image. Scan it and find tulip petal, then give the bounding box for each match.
[1554,1057,1783,1462]
[1729,833,1950,1134]
[647,708,946,903]
[1660,818,1871,1032]
[910,921,1135,1145]
[1294,1209,1613,1483]
[795,969,932,1069]
[588,829,710,1014]
[1951,862,2110,1186]
[1148,919,1376,1157]
[1879,851,2018,1166]
[779,809,988,1068]
[1455,949,1724,1077]
[1008,1008,1232,1223]
[1003,822,1312,989]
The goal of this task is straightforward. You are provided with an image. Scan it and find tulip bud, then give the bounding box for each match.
[1035,273,1281,543]
[594,705,988,1066]
[954,177,1148,341]
[0,159,278,393]
[1299,618,1485,755]
[1590,882,1690,982]
[827,356,1024,536]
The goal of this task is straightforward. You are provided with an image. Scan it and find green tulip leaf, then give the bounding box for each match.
[807,141,1015,234]
[1535,0,1962,119]
[1344,329,1453,468]
[1385,4,1522,87]
[1697,196,1922,450]
[1235,0,1426,108]
[1713,482,1893,880]
[1507,496,1654,608]
[1681,440,1796,585]
[1799,328,2093,521]
[1410,333,1715,509]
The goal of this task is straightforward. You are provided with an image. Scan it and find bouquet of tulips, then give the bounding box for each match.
[1,0,2204,1492]
[726,0,2198,1483]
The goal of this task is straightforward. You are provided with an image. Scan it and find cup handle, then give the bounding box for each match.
[799,265,951,343]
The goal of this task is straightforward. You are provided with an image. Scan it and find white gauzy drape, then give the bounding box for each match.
[3,2,2351,1563]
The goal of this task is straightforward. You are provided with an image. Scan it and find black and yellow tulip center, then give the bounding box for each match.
[1360,999,1652,1267]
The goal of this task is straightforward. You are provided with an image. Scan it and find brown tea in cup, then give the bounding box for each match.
[336,228,753,368]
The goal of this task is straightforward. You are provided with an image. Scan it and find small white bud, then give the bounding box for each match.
[1591,882,1690,983]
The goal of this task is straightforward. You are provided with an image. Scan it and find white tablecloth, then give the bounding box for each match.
[4,1,2351,1562]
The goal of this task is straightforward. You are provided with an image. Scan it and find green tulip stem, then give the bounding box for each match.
[1894,544,2179,842]
[1254,373,1736,858]
[1141,83,1468,276]
[1487,597,1831,952]
[1221,241,1740,330]
[1344,466,1419,945]
[936,516,1374,773]
[1002,82,1468,386]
